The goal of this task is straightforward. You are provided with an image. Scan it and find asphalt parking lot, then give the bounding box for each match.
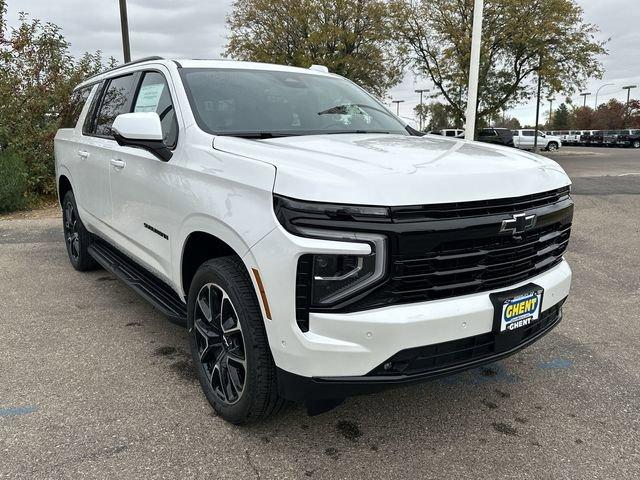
[1,147,639,479]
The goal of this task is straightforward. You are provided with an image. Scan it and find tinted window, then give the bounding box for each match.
[522,131,535,137]
[133,72,178,148]
[61,86,92,129]
[94,74,136,137]
[180,68,407,136]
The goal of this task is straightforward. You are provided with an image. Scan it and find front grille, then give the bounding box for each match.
[390,186,570,221]
[368,301,564,376]
[290,187,573,314]
[354,220,571,310]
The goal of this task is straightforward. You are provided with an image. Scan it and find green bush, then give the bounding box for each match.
[0,150,28,212]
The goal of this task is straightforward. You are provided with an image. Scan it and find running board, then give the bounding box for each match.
[88,238,187,326]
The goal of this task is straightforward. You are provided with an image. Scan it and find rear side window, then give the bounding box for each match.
[132,72,178,148]
[522,131,534,137]
[60,86,92,129]
[94,74,136,137]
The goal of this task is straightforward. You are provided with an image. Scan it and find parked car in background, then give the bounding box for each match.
[616,129,640,148]
[580,130,596,146]
[602,130,620,146]
[512,129,561,151]
[590,130,604,146]
[581,130,599,146]
[477,127,514,147]
[439,128,465,137]
[547,130,570,144]
[565,131,583,145]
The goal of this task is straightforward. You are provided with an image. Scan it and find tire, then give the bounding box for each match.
[546,142,558,152]
[633,140,640,149]
[187,257,286,424]
[62,190,99,271]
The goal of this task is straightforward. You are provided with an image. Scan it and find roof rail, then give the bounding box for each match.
[82,56,165,83]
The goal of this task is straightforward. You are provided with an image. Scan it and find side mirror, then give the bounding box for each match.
[112,112,172,162]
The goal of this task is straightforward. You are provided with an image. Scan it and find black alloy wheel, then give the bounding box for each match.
[193,282,247,405]
[63,200,80,262]
[187,257,286,424]
[61,190,98,271]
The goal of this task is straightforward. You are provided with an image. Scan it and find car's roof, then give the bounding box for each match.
[77,57,335,89]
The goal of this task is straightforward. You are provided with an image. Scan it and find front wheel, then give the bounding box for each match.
[632,140,640,149]
[546,142,559,152]
[187,257,286,424]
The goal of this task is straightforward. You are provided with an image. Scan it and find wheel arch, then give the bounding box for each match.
[58,174,73,207]
[180,230,255,299]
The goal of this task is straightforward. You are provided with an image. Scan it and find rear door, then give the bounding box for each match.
[107,68,180,281]
[55,84,96,210]
[78,73,138,228]
[520,130,535,149]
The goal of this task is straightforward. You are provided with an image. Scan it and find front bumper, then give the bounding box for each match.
[277,299,564,400]
[246,223,572,380]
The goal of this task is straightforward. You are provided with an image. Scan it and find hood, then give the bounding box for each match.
[213,133,571,205]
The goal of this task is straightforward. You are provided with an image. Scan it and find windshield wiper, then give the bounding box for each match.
[217,131,298,139]
[323,130,392,135]
[218,129,393,138]
[317,103,396,119]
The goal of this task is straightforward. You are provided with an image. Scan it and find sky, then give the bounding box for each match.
[4,0,639,126]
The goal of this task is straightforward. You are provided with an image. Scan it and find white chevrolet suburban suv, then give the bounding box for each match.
[55,57,573,424]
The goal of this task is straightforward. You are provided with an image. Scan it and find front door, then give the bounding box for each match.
[108,69,180,281]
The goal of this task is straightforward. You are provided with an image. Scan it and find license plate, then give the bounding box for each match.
[498,289,543,332]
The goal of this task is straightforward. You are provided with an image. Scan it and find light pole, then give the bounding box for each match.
[119,0,131,63]
[594,83,614,109]
[392,99,404,116]
[579,92,591,107]
[622,85,637,106]
[415,89,429,131]
[464,0,484,141]
[533,54,543,152]
[547,96,555,129]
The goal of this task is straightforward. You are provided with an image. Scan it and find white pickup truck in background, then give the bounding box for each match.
[512,129,562,151]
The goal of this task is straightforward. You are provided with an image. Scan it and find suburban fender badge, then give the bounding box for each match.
[499,213,537,235]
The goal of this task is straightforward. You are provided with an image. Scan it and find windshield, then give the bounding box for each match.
[179,68,408,137]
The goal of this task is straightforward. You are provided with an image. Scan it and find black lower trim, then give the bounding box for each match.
[88,237,187,326]
[277,303,563,401]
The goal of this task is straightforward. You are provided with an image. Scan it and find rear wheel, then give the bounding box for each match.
[187,257,286,424]
[632,140,640,149]
[62,190,98,271]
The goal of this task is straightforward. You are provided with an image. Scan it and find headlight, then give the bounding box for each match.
[297,228,387,306]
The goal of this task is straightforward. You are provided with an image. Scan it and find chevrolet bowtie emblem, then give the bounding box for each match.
[500,213,537,235]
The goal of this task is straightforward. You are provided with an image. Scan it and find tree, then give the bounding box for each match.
[496,116,521,130]
[423,102,458,130]
[552,103,570,129]
[413,103,429,131]
[225,0,404,97]
[0,2,114,196]
[391,0,607,126]
[592,99,626,130]
[626,100,640,128]
[569,105,593,129]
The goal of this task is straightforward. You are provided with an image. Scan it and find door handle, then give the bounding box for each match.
[110,158,126,170]
[78,150,90,159]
